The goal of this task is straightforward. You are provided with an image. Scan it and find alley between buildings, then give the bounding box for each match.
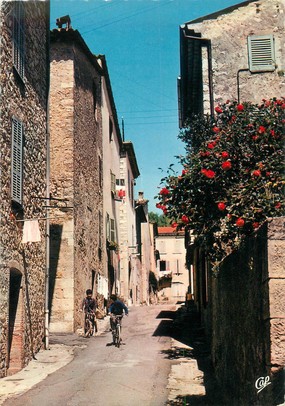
[1,303,219,406]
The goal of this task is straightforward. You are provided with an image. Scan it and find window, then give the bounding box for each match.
[98,211,102,254]
[110,218,116,242]
[99,156,103,188]
[248,35,275,73]
[93,82,97,120]
[109,117,113,141]
[160,260,166,272]
[13,1,25,80]
[106,214,116,242]
[106,213,110,240]
[11,117,24,205]
[128,170,133,203]
[111,172,116,195]
[159,260,170,272]
[116,178,125,187]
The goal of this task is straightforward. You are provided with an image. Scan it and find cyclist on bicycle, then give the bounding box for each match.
[108,294,128,331]
[82,289,97,333]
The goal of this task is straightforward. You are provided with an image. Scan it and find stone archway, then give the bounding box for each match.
[7,268,24,375]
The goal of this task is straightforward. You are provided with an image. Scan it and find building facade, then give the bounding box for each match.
[178,0,285,126]
[118,142,141,304]
[100,54,123,300]
[0,1,49,376]
[178,1,285,403]
[49,24,104,332]
[156,227,188,303]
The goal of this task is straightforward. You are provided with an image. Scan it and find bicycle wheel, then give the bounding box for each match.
[112,328,116,344]
[85,318,92,337]
[116,323,121,347]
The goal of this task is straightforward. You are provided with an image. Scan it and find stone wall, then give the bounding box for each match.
[49,31,104,332]
[188,0,285,108]
[73,43,103,328]
[209,218,285,405]
[0,2,49,376]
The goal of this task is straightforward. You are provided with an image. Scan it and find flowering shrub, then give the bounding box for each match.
[156,99,285,271]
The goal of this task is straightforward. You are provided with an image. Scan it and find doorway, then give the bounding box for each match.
[7,268,24,375]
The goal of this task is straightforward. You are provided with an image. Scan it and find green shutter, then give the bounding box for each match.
[248,35,275,73]
[13,1,25,79]
[11,117,23,204]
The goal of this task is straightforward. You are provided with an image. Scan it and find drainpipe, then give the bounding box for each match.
[182,31,214,117]
[45,3,51,350]
[237,69,249,104]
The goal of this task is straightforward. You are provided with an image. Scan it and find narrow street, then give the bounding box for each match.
[3,304,181,406]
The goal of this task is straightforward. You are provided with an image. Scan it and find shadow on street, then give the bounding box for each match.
[153,303,224,406]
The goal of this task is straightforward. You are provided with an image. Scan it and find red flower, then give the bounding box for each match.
[222,161,232,171]
[200,151,211,157]
[181,215,189,224]
[217,202,226,211]
[212,126,220,133]
[159,187,170,196]
[207,142,216,149]
[171,222,178,228]
[182,169,188,175]
[253,222,260,229]
[275,202,281,209]
[252,135,259,141]
[252,170,261,177]
[156,203,162,209]
[215,106,223,114]
[270,130,275,137]
[237,104,244,111]
[258,126,266,134]
[266,172,271,177]
[201,169,216,179]
[221,151,229,159]
[236,218,245,227]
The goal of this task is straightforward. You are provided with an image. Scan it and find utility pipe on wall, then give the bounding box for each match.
[45,3,51,350]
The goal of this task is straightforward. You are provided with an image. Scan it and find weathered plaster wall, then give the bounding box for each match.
[188,0,285,107]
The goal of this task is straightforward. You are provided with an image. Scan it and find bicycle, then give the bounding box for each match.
[84,311,96,338]
[111,315,123,347]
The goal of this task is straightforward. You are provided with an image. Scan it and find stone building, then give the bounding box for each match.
[100,54,124,300]
[0,1,49,376]
[178,0,284,125]
[155,227,188,303]
[135,192,157,305]
[118,142,141,304]
[178,1,285,403]
[49,23,104,332]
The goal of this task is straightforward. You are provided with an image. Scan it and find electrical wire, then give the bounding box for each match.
[80,0,173,35]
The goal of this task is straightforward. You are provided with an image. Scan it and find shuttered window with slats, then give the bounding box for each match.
[13,1,25,80]
[248,35,275,73]
[11,117,23,205]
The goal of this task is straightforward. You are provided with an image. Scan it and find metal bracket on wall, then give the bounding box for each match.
[33,195,73,210]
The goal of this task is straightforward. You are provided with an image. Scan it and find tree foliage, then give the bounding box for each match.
[155,98,285,271]
[148,211,171,226]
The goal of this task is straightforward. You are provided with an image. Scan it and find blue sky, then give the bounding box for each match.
[50,0,243,213]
